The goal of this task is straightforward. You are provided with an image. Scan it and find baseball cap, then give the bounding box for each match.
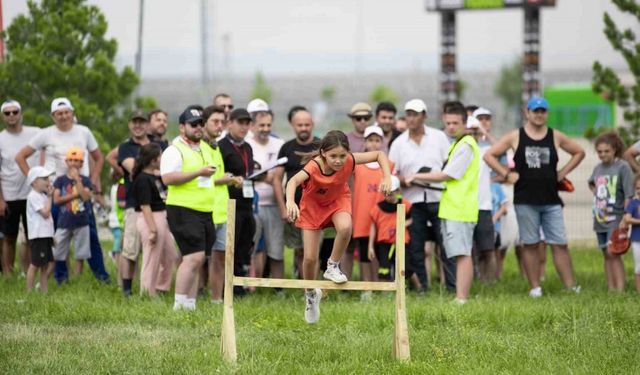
[229,108,252,122]
[349,102,372,117]
[51,97,74,114]
[466,116,481,129]
[65,146,85,161]
[404,99,427,114]
[472,107,491,117]
[27,166,54,186]
[527,96,549,110]
[364,125,384,139]
[179,107,203,124]
[247,99,270,114]
[1,100,21,113]
[390,175,401,192]
[129,109,149,122]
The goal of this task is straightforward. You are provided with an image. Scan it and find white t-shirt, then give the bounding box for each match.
[0,126,41,200]
[477,141,493,211]
[443,143,474,180]
[27,189,54,239]
[246,136,284,206]
[388,125,450,204]
[28,124,98,177]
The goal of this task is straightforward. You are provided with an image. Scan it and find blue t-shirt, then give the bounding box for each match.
[53,174,92,229]
[624,198,640,241]
[491,183,507,233]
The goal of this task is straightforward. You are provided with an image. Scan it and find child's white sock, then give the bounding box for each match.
[173,294,188,310]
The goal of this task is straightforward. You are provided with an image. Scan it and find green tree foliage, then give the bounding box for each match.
[369,85,399,105]
[494,56,523,109]
[592,0,640,145]
[320,86,336,102]
[251,71,272,103]
[0,0,151,153]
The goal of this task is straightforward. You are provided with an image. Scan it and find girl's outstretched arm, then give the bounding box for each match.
[354,151,392,195]
[285,170,309,222]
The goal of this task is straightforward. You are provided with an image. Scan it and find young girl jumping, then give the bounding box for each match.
[285,130,391,324]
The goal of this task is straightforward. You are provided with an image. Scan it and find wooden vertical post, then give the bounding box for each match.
[393,204,410,361]
[220,199,237,364]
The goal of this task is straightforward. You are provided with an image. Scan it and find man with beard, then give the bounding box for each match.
[273,107,320,278]
[246,103,285,282]
[148,109,169,146]
[202,105,243,302]
[161,107,217,310]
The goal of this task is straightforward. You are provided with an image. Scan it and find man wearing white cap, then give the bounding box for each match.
[0,100,41,274]
[388,99,454,293]
[15,97,110,283]
[246,101,285,282]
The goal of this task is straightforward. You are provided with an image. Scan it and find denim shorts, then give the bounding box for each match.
[514,204,567,245]
[596,230,615,251]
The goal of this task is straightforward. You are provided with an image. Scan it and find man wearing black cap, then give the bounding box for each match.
[117,110,173,296]
[218,108,256,293]
[162,106,217,310]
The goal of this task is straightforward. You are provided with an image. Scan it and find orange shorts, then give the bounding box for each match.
[296,195,352,230]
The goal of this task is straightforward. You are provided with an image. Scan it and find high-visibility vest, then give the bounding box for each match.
[165,139,216,212]
[438,135,480,223]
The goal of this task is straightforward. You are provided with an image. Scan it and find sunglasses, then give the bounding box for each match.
[222,104,234,110]
[67,158,83,162]
[189,121,205,128]
[352,115,372,122]
[3,110,19,116]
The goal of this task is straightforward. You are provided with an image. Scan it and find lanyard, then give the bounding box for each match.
[231,143,249,177]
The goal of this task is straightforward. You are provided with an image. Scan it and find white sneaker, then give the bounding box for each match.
[304,288,322,324]
[452,298,467,305]
[571,285,581,294]
[323,263,348,284]
[529,287,543,298]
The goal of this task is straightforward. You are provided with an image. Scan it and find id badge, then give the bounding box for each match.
[198,176,213,188]
[242,179,254,198]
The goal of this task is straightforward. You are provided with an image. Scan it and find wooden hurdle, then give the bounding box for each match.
[220,199,410,363]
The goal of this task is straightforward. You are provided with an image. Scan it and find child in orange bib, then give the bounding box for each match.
[286,130,391,324]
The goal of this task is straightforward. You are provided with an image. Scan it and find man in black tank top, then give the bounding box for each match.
[483,97,585,297]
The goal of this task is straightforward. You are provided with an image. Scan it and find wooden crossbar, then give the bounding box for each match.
[221,199,410,363]
[234,277,397,291]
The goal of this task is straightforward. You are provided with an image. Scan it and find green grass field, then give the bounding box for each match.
[1,246,639,374]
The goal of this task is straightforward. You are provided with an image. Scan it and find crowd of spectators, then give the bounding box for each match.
[2,92,640,313]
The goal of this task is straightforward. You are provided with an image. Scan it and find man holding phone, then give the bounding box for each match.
[161,107,217,310]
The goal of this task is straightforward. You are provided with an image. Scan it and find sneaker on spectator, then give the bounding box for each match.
[571,285,581,294]
[305,288,322,324]
[529,287,543,298]
[323,263,347,284]
[451,298,467,305]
